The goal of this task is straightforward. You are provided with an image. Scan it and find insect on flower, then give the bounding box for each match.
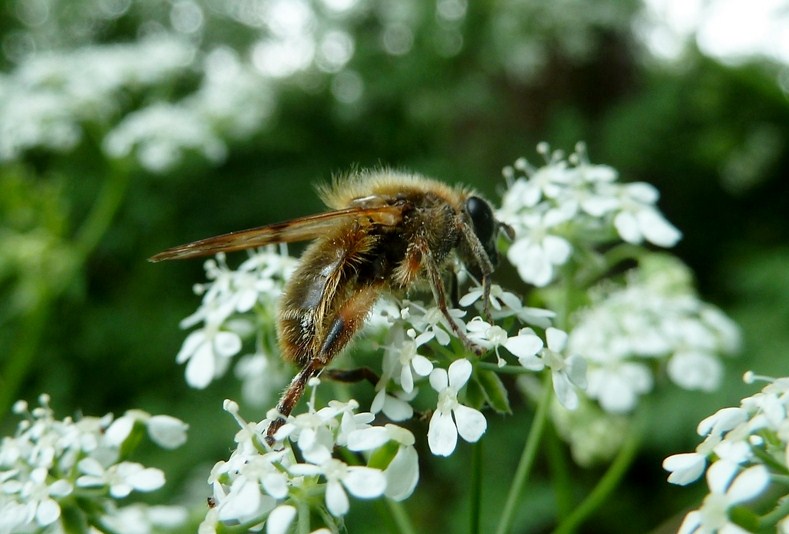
[150,170,514,441]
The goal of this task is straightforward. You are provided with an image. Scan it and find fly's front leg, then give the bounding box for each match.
[457,220,495,321]
[416,242,486,357]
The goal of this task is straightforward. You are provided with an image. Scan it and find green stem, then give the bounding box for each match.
[575,243,645,288]
[385,499,417,534]
[297,500,310,534]
[476,362,533,375]
[74,164,132,257]
[0,165,131,420]
[771,474,789,487]
[495,372,553,534]
[553,416,643,534]
[0,301,50,417]
[545,425,573,521]
[470,439,483,534]
[757,496,789,531]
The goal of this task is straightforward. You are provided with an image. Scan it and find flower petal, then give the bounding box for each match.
[147,415,189,449]
[400,364,414,393]
[214,331,242,358]
[663,453,706,486]
[552,371,579,410]
[185,342,216,389]
[614,211,642,244]
[727,465,769,504]
[453,405,486,443]
[127,466,166,492]
[384,446,419,501]
[429,368,448,392]
[342,467,386,499]
[176,330,205,363]
[504,332,543,359]
[637,208,681,247]
[411,355,434,376]
[447,359,472,390]
[545,327,568,352]
[543,235,572,264]
[347,427,390,451]
[325,480,349,516]
[677,510,702,534]
[35,498,61,526]
[668,351,722,392]
[267,505,296,534]
[706,460,738,495]
[427,411,457,456]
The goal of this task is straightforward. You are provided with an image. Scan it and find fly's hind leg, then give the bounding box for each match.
[266,361,322,444]
[325,367,380,386]
[265,285,381,445]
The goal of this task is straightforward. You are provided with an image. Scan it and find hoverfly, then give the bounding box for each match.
[150,170,514,441]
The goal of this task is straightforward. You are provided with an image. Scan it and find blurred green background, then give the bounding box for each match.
[1,0,788,532]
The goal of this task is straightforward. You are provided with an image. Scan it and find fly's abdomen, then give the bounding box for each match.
[277,243,344,365]
[276,225,382,366]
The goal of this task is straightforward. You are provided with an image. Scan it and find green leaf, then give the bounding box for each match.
[474,369,511,414]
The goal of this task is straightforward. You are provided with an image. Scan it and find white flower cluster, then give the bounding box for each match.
[177,247,297,402]
[568,255,741,413]
[103,47,275,173]
[196,268,587,529]
[370,292,585,452]
[0,34,195,161]
[663,372,789,533]
[498,142,682,287]
[0,32,276,173]
[0,394,188,533]
[202,394,417,532]
[364,300,493,456]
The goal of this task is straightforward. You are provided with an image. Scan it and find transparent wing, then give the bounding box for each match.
[149,205,404,262]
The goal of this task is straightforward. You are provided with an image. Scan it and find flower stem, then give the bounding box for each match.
[470,439,483,534]
[385,499,417,534]
[758,496,789,530]
[297,500,310,534]
[545,425,574,520]
[495,371,553,534]
[0,164,131,420]
[75,164,132,257]
[476,362,532,375]
[0,301,49,418]
[553,414,643,533]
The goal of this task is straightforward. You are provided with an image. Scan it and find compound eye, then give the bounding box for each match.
[465,196,495,243]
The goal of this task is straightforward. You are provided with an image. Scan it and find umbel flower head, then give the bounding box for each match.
[663,372,789,533]
[498,142,682,287]
[177,247,296,400]
[203,385,419,532]
[569,254,740,414]
[0,395,188,533]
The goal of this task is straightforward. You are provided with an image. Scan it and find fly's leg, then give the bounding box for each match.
[456,220,495,321]
[325,367,380,386]
[265,285,381,445]
[265,361,322,443]
[415,241,486,356]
